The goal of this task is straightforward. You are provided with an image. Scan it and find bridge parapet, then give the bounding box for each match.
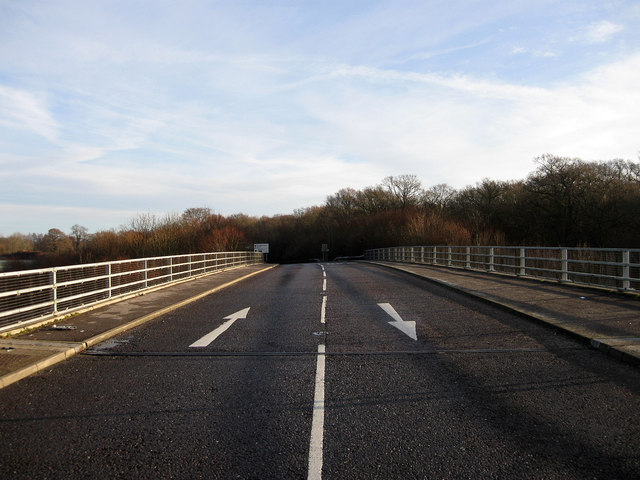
[364,246,640,293]
[0,251,264,334]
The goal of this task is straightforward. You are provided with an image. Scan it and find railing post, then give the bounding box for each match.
[433,246,438,265]
[489,247,495,272]
[447,247,452,266]
[170,257,174,281]
[519,248,526,276]
[465,247,470,269]
[421,246,425,264]
[561,249,568,282]
[52,269,58,314]
[144,260,148,288]
[188,255,192,277]
[107,264,112,299]
[623,250,630,290]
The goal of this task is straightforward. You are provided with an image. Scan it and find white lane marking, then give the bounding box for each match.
[378,303,417,340]
[322,278,327,291]
[189,307,251,348]
[308,344,326,480]
[320,296,327,324]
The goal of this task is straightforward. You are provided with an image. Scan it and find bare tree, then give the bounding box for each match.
[381,174,423,209]
[70,225,89,262]
[422,183,456,210]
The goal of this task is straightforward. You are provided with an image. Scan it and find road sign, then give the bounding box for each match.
[254,243,269,253]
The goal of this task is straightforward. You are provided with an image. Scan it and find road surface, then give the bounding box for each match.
[1,263,640,479]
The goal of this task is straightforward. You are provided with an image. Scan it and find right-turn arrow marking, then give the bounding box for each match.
[377,303,417,340]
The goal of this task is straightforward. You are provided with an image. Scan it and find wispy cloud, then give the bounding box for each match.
[582,20,625,44]
[0,85,58,142]
[1,1,639,235]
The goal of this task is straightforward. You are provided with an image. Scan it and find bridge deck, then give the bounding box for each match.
[1,260,639,390]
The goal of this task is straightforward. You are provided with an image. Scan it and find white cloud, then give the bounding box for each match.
[0,85,58,142]
[296,52,640,186]
[581,20,625,44]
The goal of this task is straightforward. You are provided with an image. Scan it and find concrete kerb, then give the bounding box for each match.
[0,343,85,389]
[364,261,640,367]
[0,264,277,390]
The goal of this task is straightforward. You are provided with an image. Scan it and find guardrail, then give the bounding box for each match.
[364,246,640,293]
[0,251,264,333]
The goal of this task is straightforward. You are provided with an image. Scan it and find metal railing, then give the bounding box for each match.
[364,246,640,292]
[0,251,264,333]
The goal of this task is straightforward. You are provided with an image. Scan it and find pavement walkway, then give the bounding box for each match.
[0,264,275,389]
[368,261,640,366]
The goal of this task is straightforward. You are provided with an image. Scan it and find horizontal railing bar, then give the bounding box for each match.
[0,284,54,299]
[0,300,55,320]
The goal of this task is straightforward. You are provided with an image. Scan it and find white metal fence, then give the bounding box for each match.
[364,246,640,292]
[0,251,264,333]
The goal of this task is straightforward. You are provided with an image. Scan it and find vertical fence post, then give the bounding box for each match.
[465,247,471,269]
[519,248,526,276]
[170,257,173,282]
[561,249,568,282]
[107,264,112,299]
[433,246,438,265]
[489,247,495,272]
[447,247,452,266]
[52,269,58,314]
[623,250,630,290]
[421,246,425,264]
[144,260,148,288]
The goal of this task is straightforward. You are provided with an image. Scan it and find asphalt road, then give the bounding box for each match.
[1,263,640,479]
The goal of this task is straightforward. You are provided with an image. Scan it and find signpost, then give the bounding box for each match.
[254,243,270,262]
[321,243,329,262]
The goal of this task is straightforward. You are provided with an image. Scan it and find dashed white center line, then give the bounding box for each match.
[308,264,327,479]
[320,296,327,324]
[308,343,326,480]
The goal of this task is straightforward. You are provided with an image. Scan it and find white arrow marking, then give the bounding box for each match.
[377,303,417,340]
[189,307,251,348]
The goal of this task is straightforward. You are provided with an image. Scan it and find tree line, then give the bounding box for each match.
[1,154,639,271]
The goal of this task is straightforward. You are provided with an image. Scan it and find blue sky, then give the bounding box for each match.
[1,0,639,235]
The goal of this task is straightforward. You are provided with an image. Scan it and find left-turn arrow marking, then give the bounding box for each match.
[189,307,251,348]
